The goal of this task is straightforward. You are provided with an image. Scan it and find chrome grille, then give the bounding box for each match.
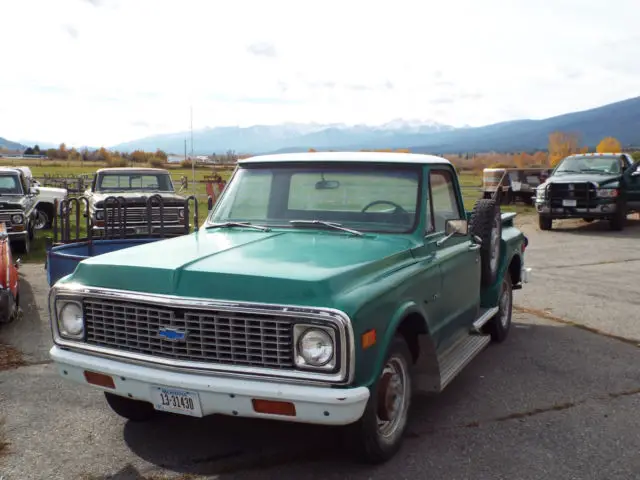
[83,298,295,368]
[104,206,181,225]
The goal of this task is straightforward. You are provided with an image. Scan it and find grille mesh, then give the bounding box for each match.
[83,298,295,368]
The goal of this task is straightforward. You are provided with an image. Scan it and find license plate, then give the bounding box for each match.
[150,386,203,417]
[562,199,577,207]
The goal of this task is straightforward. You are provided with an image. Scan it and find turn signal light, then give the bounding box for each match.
[251,399,296,416]
[84,370,115,389]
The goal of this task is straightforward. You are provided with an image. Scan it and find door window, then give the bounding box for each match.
[428,169,463,233]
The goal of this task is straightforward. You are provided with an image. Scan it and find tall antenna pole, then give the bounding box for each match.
[190,105,195,193]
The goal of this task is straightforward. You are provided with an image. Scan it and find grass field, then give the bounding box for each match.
[0,163,534,263]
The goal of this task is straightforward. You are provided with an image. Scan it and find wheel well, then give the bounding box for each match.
[396,313,427,364]
[508,254,522,285]
[36,202,55,216]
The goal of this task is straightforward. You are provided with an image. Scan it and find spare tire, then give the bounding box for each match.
[469,198,502,287]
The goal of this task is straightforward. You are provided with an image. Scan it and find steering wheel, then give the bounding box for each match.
[361,200,407,214]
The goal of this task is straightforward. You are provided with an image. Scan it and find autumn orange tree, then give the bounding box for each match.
[548,131,588,167]
[596,136,622,153]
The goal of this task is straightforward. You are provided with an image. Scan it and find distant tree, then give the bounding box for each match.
[33,145,41,155]
[46,148,57,160]
[548,131,586,167]
[596,136,622,153]
[154,149,168,162]
[24,147,34,155]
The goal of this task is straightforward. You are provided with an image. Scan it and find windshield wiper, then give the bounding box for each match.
[206,221,271,232]
[289,220,363,236]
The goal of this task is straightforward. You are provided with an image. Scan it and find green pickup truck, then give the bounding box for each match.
[535,152,640,230]
[48,152,531,463]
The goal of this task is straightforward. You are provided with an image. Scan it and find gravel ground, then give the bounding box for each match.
[0,214,638,480]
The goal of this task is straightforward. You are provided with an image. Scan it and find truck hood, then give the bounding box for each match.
[0,195,27,209]
[540,173,620,189]
[91,191,186,207]
[66,229,417,307]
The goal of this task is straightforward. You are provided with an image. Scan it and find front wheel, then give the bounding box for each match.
[538,215,552,231]
[346,337,413,464]
[104,392,156,422]
[609,203,627,231]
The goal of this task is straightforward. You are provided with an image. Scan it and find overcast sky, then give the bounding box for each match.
[1,0,639,147]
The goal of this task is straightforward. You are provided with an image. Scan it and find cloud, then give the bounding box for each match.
[1,0,640,146]
[246,41,277,58]
[62,24,78,39]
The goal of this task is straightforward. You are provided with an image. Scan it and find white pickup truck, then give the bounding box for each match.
[14,166,67,230]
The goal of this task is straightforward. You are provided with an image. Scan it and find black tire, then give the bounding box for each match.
[468,198,502,287]
[538,215,552,231]
[346,336,413,464]
[34,205,53,230]
[609,202,627,231]
[483,274,513,343]
[104,392,156,422]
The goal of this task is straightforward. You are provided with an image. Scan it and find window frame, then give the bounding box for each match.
[426,166,465,234]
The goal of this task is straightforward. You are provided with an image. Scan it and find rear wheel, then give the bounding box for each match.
[346,337,413,464]
[104,392,156,422]
[469,198,502,287]
[483,274,513,343]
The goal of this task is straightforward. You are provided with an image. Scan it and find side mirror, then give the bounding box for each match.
[30,187,39,195]
[445,219,469,236]
[436,219,469,247]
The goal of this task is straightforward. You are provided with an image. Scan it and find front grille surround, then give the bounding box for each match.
[50,284,354,385]
[101,206,183,225]
[547,182,599,209]
[0,210,25,232]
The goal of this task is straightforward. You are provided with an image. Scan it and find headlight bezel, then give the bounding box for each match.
[55,298,85,340]
[11,214,24,224]
[596,188,619,198]
[293,324,338,372]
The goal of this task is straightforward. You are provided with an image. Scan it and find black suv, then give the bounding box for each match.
[0,167,38,253]
[535,153,640,231]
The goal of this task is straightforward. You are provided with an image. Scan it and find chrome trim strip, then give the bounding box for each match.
[49,283,356,386]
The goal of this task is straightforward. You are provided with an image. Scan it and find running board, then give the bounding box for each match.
[471,306,499,333]
[439,334,491,391]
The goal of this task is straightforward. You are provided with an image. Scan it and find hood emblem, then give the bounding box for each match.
[157,327,188,343]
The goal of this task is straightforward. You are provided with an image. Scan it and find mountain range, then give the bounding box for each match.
[5,95,640,155]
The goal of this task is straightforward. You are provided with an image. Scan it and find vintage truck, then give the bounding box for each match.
[85,167,188,237]
[13,166,68,230]
[48,152,531,463]
[0,222,20,324]
[0,167,39,253]
[535,152,640,231]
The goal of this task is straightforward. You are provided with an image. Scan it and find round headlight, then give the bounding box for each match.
[297,329,334,366]
[59,302,84,337]
[178,208,185,219]
[11,214,23,224]
[95,210,104,220]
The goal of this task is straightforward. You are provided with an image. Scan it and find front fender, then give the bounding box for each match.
[355,300,432,389]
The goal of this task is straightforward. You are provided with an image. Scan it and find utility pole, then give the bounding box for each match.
[190,106,195,193]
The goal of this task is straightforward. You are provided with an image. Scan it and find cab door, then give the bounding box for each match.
[425,167,481,348]
[625,160,640,210]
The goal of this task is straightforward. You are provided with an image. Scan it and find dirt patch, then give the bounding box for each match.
[0,342,25,371]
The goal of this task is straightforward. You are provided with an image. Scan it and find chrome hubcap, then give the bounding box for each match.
[34,211,48,230]
[376,356,409,439]
[499,281,512,328]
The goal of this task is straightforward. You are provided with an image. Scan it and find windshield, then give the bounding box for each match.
[209,164,421,233]
[0,174,23,195]
[95,173,175,192]
[555,155,623,175]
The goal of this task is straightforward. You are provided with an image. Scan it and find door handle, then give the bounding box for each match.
[468,243,481,251]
